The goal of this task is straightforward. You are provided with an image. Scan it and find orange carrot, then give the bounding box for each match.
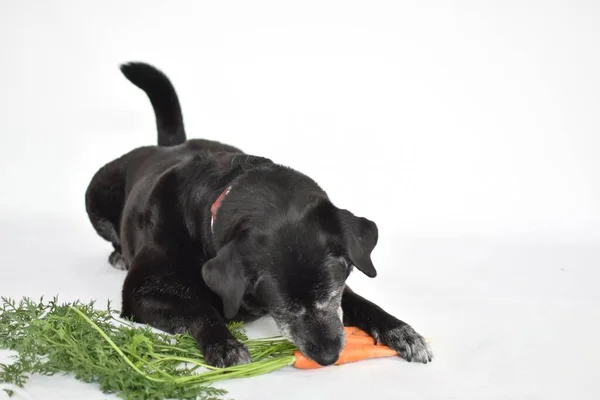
[293,343,397,369]
[293,351,323,369]
[292,327,431,369]
[337,343,397,363]
[351,328,371,337]
[343,327,361,336]
[344,326,371,337]
[345,335,375,345]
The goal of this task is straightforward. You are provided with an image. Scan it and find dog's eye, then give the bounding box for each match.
[290,306,307,315]
[339,257,353,279]
[345,264,353,279]
[325,254,352,280]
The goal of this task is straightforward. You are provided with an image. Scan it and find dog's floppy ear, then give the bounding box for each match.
[337,209,379,278]
[202,241,246,319]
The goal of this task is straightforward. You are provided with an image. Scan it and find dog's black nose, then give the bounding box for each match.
[313,350,340,366]
[295,322,344,366]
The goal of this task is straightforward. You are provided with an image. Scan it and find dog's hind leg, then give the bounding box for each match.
[85,155,128,270]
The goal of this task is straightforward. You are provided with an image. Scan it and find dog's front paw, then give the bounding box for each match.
[377,324,433,364]
[204,339,252,368]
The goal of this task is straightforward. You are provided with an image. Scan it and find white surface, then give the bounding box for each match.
[1,1,599,399]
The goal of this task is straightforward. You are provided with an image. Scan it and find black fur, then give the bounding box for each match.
[85,62,433,367]
[120,62,186,146]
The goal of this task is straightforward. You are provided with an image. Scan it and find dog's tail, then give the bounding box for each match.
[120,62,187,146]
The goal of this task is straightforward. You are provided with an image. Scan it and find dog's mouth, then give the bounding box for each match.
[297,338,344,366]
[273,316,345,366]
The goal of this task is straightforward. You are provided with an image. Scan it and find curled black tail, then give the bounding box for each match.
[120,62,186,146]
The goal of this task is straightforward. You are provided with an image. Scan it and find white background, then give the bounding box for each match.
[1,1,599,399]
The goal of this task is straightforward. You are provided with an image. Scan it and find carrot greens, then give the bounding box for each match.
[0,297,295,400]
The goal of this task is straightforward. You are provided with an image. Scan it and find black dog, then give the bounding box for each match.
[85,62,433,367]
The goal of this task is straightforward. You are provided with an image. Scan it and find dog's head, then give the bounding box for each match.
[202,170,378,366]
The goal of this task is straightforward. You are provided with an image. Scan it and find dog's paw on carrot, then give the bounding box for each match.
[376,324,433,364]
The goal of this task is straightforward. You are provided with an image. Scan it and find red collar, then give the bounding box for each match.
[210,186,232,233]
